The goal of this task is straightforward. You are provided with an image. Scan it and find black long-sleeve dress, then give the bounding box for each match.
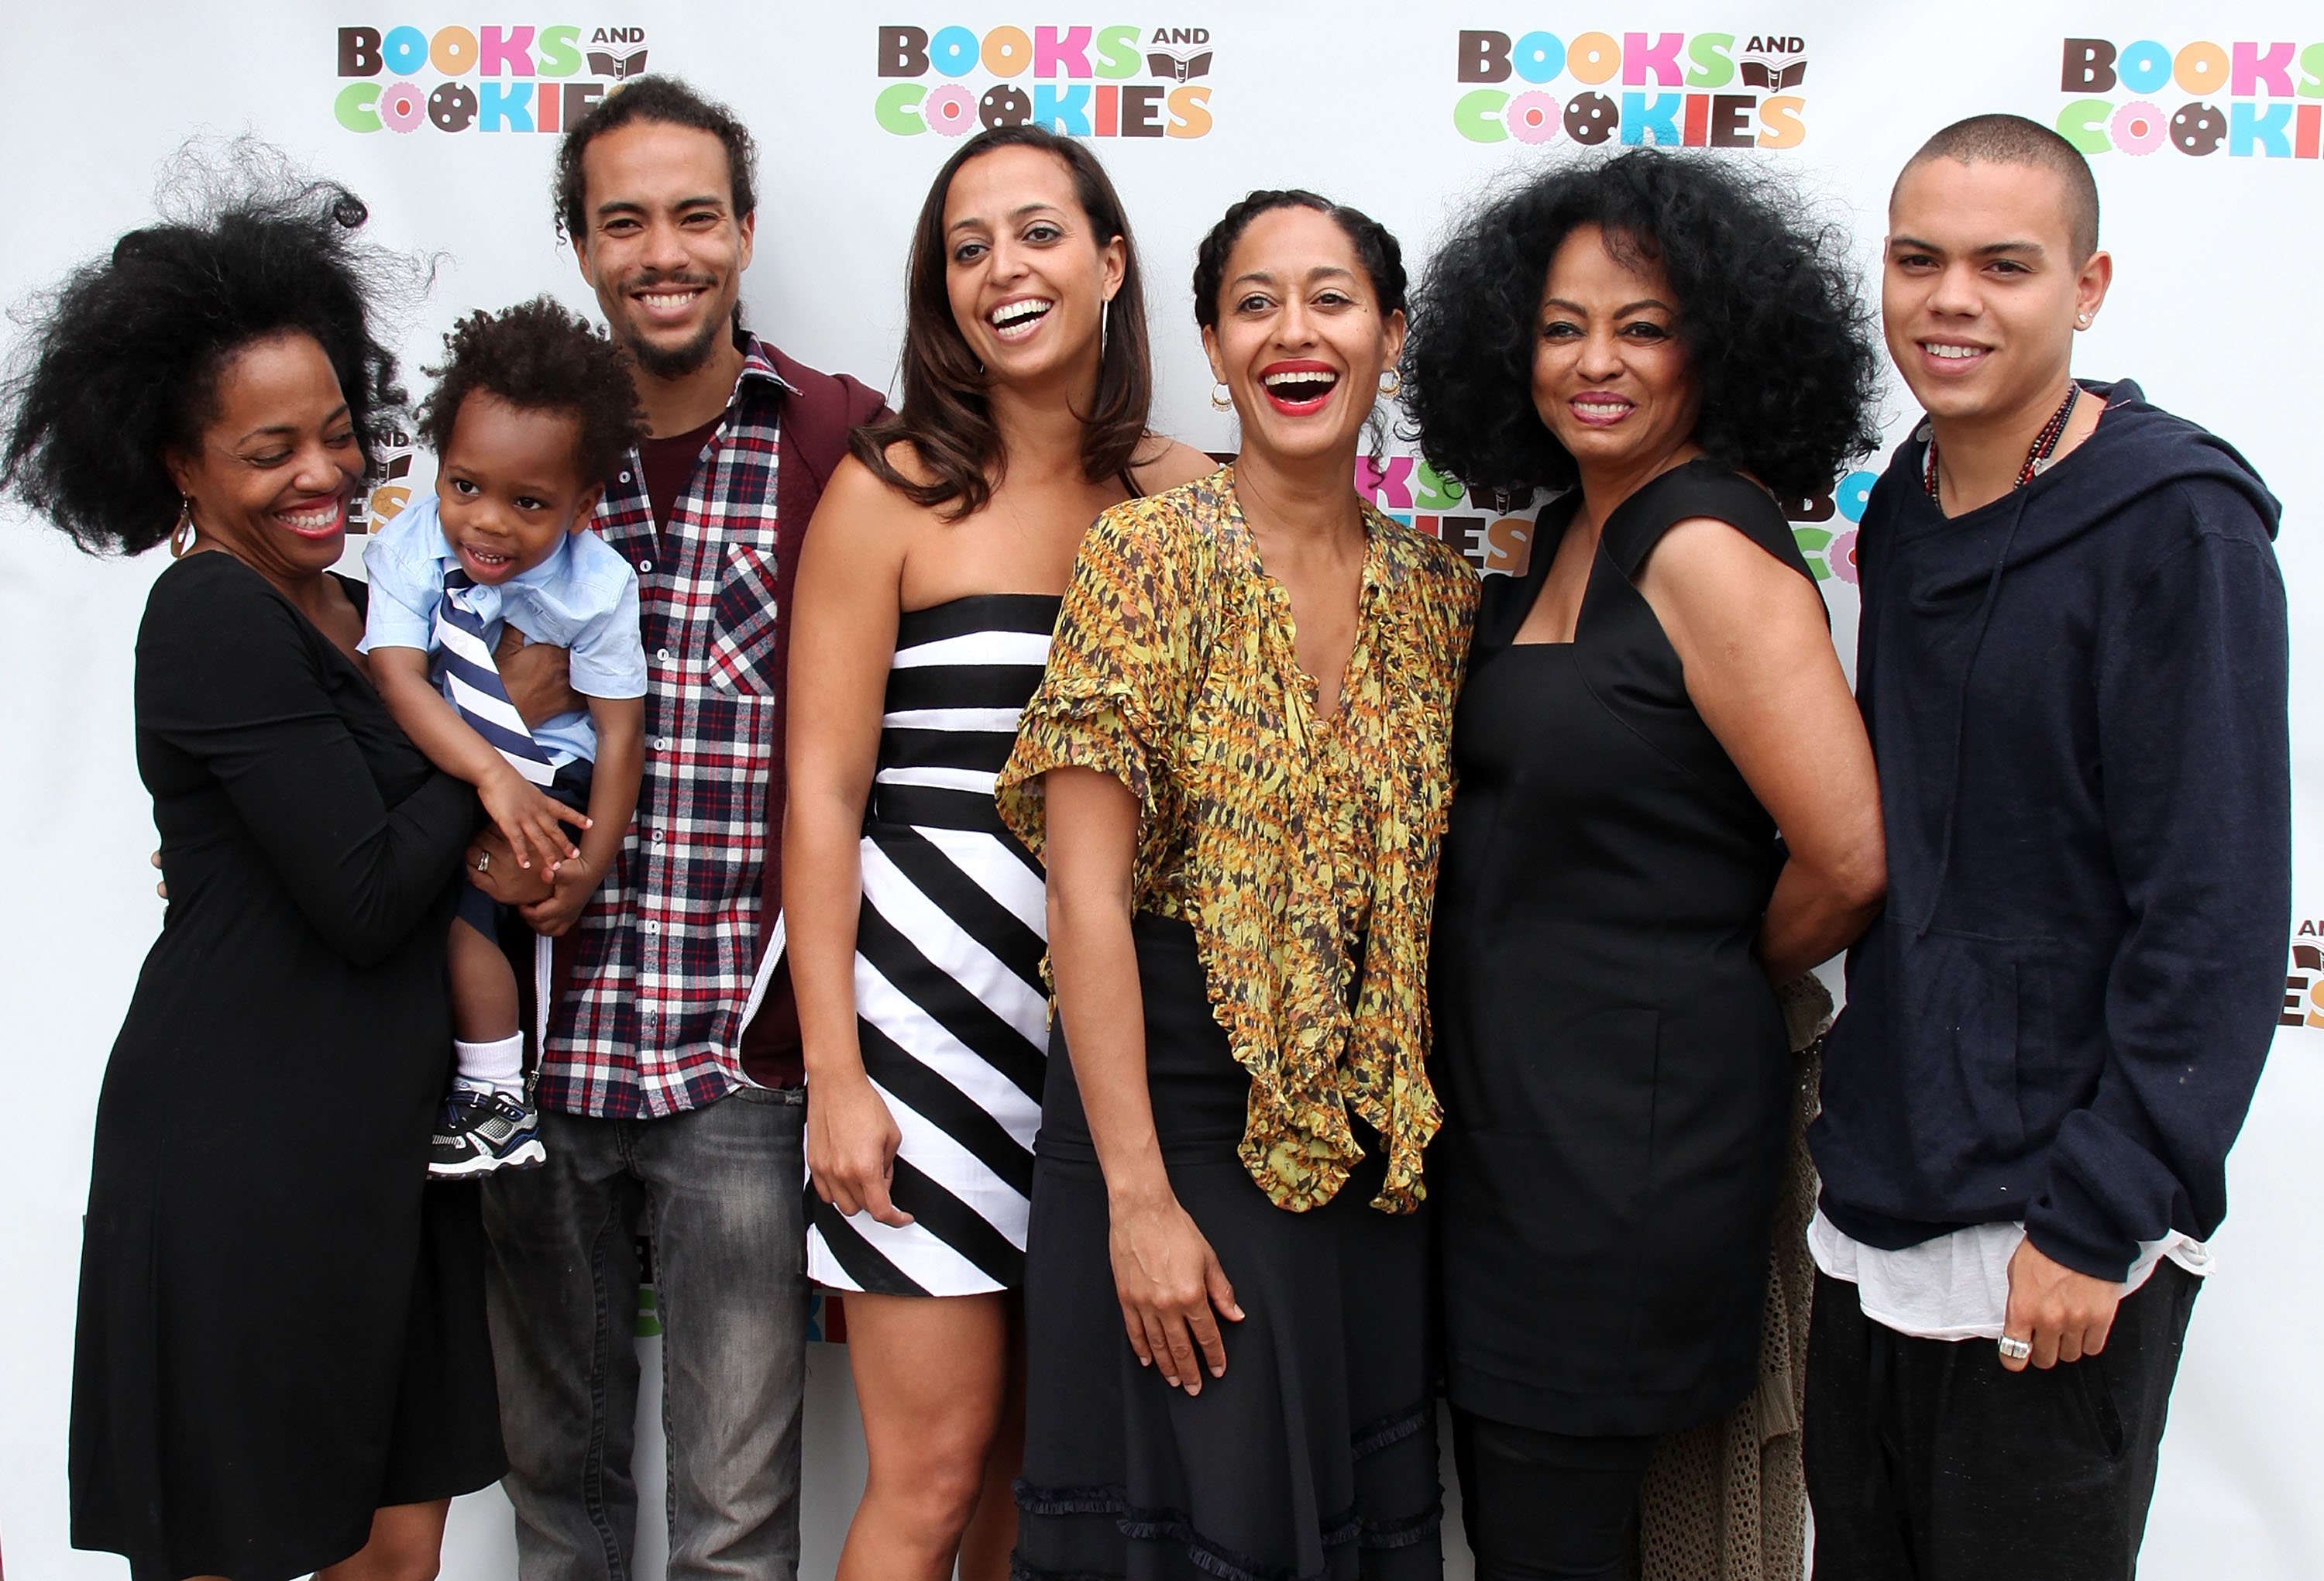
[70,553,504,1581]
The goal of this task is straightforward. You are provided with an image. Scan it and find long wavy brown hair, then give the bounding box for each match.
[852,125,1154,520]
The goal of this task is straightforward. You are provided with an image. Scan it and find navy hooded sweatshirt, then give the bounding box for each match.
[1811,380,2289,1283]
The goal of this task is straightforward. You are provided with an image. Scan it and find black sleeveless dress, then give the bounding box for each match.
[1430,458,1819,1438]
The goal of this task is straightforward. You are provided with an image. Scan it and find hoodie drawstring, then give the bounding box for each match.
[1913,486,2031,938]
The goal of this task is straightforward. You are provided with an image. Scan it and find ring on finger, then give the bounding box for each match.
[1996,1334,2033,1363]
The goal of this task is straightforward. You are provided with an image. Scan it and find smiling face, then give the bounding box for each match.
[943,143,1123,388]
[165,332,365,588]
[572,119,755,380]
[1529,224,1700,480]
[433,393,603,586]
[1203,205,1404,469]
[1883,156,2111,426]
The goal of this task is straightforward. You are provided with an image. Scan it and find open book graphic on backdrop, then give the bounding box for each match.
[1738,51,1807,91]
[588,49,649,80]
[1147,47,1213,82]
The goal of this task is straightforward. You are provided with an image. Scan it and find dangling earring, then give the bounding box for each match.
[1210,381,1232,411]
[1379,369,1402,398]
[169,496,198,559]
[1100,297,1111,356]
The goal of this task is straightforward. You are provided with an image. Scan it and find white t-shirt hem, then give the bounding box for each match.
[1808,1207,2211,1343]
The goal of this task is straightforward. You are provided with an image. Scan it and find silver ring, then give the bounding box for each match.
[1996,1334,2033,1362]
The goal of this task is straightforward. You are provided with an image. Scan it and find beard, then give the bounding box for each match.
[612,273,730,379]
[622,312,727,380]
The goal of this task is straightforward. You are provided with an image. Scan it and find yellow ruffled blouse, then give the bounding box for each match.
[995,466,1478,1212]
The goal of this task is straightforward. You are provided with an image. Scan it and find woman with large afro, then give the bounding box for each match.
[1401,147,1887,1579]
[2,150,504,1581]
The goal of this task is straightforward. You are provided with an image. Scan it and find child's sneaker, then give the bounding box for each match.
[428,1087,547,1177]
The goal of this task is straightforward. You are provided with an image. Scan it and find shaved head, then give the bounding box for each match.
[1899,114,2099,263]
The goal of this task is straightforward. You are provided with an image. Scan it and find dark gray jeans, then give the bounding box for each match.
[482,1085,807,1581]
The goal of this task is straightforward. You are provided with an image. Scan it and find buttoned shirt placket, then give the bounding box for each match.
[538,339,795,1119]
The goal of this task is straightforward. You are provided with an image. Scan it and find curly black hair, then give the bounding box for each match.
[418,297,648,486]
[1,142,411,556]
[554,75,757,242]
[1192,189,1408,329]
[1401,149,1880,503]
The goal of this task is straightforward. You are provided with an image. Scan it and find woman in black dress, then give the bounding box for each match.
[1401,150,1887,1579]
[2,166,504,1579]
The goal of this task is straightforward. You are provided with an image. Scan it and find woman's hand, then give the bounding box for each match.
[478,768,590,874]
[1040,768,1241,1388]
[150,849,167,899]
[1108,1182,1243,1394]
[806,1070,914,1227]
[496,629,582,730]
[464,830,556,906]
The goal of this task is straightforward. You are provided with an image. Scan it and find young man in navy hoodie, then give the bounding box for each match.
[1804,115,2289,1579]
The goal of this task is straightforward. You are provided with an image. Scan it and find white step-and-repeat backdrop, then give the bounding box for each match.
[2,3,2317,1576]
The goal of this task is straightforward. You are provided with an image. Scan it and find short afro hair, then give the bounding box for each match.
[1192,189,1408,330]
[554,75,757,242]
[418,297,648,486]
[2,140,410,556]
[1902,113,2099,262]
[1401,149,1881,504]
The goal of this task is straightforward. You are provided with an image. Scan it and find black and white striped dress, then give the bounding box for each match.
[806,593,1059,1296]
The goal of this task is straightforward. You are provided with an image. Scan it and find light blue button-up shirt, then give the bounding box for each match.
[359,491,646,767]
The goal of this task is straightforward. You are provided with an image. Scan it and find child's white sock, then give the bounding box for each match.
[452,1034,527,1100]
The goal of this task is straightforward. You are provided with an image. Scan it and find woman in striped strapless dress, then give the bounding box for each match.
[781,125,1212,1581]
[806,592,1059,1294]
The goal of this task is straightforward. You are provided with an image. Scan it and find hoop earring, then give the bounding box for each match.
[169,496,198,559]
[1379,369,1401,398]
[1210,381,1232,411]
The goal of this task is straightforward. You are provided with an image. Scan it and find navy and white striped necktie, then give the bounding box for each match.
[435,569,557,786]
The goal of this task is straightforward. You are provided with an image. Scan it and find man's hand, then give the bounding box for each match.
[496,629,581,730]
[2000,1236,2123,1372]
[465,830,556,906]
[520,854,600,937]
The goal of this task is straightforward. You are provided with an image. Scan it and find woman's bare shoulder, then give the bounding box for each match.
[1128,435,1222,494]
[816,445,952,529]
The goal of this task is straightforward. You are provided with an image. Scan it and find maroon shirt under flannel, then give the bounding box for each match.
[539,339,792,1118]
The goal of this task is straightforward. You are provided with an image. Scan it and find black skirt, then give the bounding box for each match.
[1013,914,1441,1581]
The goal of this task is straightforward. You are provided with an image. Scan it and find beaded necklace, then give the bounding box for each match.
[1922,382,2080,503]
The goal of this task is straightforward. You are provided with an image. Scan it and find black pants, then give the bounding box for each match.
[1450,1407,1656,1581]
[1804,1262,2199,1581]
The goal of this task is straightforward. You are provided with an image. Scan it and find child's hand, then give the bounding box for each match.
[520,852,604,937]
[478,770,590,873]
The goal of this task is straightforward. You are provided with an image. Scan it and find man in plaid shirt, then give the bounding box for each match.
[466,78,885,1579]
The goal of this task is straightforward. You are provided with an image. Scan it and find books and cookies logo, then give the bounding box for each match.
[1345,449,1873,583]
[872,22,1215,139]
[1451,28,1808,148]
[332,22,653,136]
[2057,36,2324,161]
[2284,922,2324,1031]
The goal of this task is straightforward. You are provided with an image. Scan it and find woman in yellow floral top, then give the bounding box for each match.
[995,191,1477,1581]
